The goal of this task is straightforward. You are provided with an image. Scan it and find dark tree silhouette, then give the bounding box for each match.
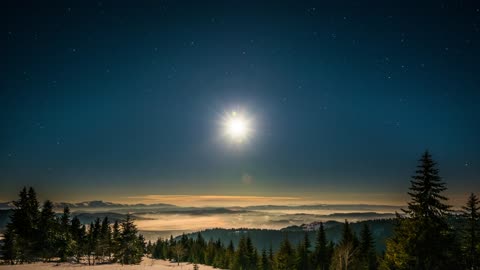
[295,232,311,270]
[116,214,144,264]
[58,206,73,262]
[383,151,461,270]
[462,193,480,270]
[313,222,330,270]
[275,236,295,270]
[359,224,377,270]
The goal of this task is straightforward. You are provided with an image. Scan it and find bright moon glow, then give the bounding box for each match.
[223,111,252,143]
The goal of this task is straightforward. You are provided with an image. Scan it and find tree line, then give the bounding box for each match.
[1,187,146,265]
[148,220,377,270]
[147,151,480,270]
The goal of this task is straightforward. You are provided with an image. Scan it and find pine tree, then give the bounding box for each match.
[195,232,206,264]
[246,235,257,269]
[116,214,144,264]
[70,216,86,262]
[261,248,271,270]
[313,222,330,270]
[225,240,235,269]
[268,244,274,264]
[99,216,112,262]
[111,220,121,261]
[212,238,226,268]
[60,206,71,230]
[233,235,250,269]
[58,206,74,262]
[9,187,40,262]
[252,247,260,269]
[91,218,102,264]
[359,224,377,270]
[38,200,58,262]
[86,222,95,265]
[405,151,450,219]
[295,232,311,270]
[138,234,146,254]
[340,220,356,247]
[303,232,311,268]
[26,187,40,225]
[462,193,480,270]
[383,151,461,269]
[275,236,295,270]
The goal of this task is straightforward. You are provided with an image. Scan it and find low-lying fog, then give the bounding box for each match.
[68,204,401,240]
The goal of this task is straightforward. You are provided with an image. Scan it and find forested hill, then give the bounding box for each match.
[178,219,395,253]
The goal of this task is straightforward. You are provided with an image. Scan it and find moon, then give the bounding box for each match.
[222,110,252,143]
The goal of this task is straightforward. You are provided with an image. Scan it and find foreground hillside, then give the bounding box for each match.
[0,258,218,270]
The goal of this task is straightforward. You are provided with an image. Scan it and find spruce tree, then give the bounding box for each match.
[313,222,330,270]
[268,244,274,264]
[275,236,295,270]
[117,214,144,264]
[195,232,206,264]
[359,224,377,270]
[58,206,74,262]
[99,216,112,262]
[462,193,480,270]
[86,222,95,265]
[261,248,271,270]
[9,187,40,262]
[340,220,356,247]
[405,151,450,219]
[38,200,58,261]
[246,235,257,269]
[233,235,250,269]
[225,240,235,269]
[91,218,102,264]
[70,216,86,262]
[60,206,71,229]
[383,151,461,269]
[111,220,121,261]
[295,232,311,270]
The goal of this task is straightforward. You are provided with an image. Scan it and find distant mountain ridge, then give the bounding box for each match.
[245,204,403,211]
[0,200,176,209]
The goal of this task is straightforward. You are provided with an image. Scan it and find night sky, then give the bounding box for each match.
[1,1,479,205]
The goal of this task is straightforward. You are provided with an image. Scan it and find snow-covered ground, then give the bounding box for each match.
[0,258,220,270]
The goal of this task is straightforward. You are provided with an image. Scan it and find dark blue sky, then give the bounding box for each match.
[1,1,479,204]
